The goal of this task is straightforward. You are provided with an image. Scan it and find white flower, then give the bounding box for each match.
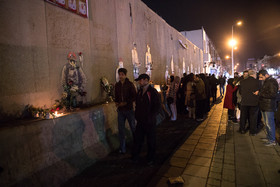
[70,85,79,92]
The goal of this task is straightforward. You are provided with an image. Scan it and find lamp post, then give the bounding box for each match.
[230,21,242,77]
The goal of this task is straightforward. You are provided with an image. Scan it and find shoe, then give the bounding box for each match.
[264,142,277,146]
[237,129,246,134]
[232,119,239,124]
[196,118,203,122]
[131,157,139,163]
[119,150,126,154]
[260,138,268,142]
[147,160,155,166]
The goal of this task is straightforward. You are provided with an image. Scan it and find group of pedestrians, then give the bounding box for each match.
[114,68,223,165]
[167,73,221,122]
[224,69,279,146]
[114,68,160,165]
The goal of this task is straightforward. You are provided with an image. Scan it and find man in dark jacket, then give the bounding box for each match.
[115,68,137,154]
[132,74,160,165]
[254,69,279,146]
[218,75,226,97]
[239,70,261,135]
[210,74,219,103]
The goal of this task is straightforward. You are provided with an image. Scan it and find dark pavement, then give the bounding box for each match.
[63,112,202,187]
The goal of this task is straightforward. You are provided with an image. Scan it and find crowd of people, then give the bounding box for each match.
[166,73,224,122]
[114,68,228,165]
[114,67,279,165]
[223,69,279,146]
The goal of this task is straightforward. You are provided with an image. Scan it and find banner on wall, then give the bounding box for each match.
[45,0,88,18]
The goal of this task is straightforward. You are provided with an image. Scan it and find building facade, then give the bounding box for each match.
[181,27,222,76]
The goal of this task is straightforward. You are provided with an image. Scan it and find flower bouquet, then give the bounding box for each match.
[100,77,114,102]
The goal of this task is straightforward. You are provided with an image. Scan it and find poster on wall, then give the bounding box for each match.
[68,0,77,11]
[45,0,88,18]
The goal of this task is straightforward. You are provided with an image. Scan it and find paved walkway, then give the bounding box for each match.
[148,100,280,187]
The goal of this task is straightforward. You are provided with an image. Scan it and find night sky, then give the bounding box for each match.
[141,0,280,67]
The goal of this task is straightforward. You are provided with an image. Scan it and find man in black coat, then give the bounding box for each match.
[210,74,219,103]
[239,70,261,135]
[132,74,161,165]
[254,69,279,146]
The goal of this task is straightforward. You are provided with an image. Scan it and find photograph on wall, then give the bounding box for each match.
[78,0,87,17]
[68,0,77,11]
[45,0,88,18]
[56,0,66,7]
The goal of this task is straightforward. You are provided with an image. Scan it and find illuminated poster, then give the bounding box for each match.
[79,0,87,16]
[56,0,65,6]
[68,0,77,11]
[45,0,88,18]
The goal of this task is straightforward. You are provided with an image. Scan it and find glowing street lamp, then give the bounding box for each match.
[231,20,242,77]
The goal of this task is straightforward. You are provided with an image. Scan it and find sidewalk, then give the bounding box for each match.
[148,100,280,187]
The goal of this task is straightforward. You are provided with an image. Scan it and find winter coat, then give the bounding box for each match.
[239,76,261,106]
[195,78,206,101]
[185,81,195,106]
[135,85,161,126]
[259,76,279,112]
[167,82,179,103]
[115,78,137,111]
[223,85,238,110]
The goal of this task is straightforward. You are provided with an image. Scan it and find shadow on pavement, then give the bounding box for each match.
[63,115,201,187]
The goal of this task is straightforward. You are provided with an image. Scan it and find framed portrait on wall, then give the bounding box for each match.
[68,0,77,11]
[45,0,88,18]
[56,0,66,7]
[79,0,87,17]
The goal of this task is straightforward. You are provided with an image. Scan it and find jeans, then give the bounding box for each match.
[118,109,136,153]
[220,85,225,96]
[261,111,275,142]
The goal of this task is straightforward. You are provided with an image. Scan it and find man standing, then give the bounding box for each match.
[210,74,218,103]
[239,70,261,135]
[115,68,137,154]
[218,75,226,97]
[132,74,160,165]
[254,70,279,146]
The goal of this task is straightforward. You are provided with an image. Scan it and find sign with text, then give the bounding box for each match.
[45,0,88,18]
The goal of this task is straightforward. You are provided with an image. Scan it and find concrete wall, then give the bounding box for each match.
[0,0,203,119]
[0,102,130,186]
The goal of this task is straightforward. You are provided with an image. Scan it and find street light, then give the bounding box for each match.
[231,21,242,77]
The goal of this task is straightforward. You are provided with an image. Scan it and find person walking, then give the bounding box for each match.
[132,74,161,165]
[114,68,137,154]
[254,69,279,146]
[239,70,261,135]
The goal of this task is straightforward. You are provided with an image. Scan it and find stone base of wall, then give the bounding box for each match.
[0,102,132,186]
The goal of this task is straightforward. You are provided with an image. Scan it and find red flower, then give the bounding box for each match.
[79,52,82,56]
[56,107,60,111]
